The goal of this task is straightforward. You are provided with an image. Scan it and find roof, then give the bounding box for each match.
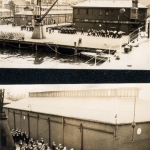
[14,10,72,15]
[4,96,150,124]
[72,0,147,8]
[3,98,13,104]
[0,8,11,12]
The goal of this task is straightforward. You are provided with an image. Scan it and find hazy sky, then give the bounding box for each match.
[64,0,150,6]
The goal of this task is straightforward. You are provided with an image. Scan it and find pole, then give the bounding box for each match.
[148,22,150,64]
[80,123,83,150]
[94,56,96,66]
[109,47,110,62]
[62,117,64,146]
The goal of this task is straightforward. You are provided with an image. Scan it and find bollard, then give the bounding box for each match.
[3,39,5,48]
[35,43,38,51]
[18,41,20,49]
[55,45,58,53]
[74,42,77,55]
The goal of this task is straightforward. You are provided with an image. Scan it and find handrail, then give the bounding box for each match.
[128,25,147,43]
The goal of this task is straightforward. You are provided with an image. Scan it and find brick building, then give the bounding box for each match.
[72,0,147,34]
[14,9,72,26]
[3,87,150,150]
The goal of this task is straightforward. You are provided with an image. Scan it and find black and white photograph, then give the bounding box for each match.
[0,0,149,69]
[1,84,150,150]
[0,0,150,150]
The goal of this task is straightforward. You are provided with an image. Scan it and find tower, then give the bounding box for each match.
[0,89,16,150]
[130,0,139,20]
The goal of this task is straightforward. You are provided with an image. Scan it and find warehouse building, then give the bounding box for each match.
[14,5,72,26]
[72,0,147,34]
[3,87,150,150]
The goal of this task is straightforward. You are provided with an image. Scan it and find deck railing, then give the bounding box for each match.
[128,25,149,43]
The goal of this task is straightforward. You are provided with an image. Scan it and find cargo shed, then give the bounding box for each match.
[4,87,150,150]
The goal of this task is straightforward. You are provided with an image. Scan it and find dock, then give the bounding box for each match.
[0,24,129,55]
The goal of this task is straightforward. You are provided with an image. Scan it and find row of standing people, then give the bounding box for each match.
[59,28,77,34]
[86,29,124,38]
[10,129,74,150]
[11,129,50,150]
[20,25,34,31]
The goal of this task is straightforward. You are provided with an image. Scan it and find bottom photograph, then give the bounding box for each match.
[0,84,150,150]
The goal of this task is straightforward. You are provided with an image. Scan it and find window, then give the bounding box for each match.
[132,9,136,13]
[99,9,103,15]
[86,9,89,15]
[77,9,80,15]
[105,10,109,15]
[92,9,95,15]
[110,10,114,15]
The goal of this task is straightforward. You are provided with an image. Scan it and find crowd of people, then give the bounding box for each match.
[10,129,74,150]
[86,29,124,38]
[59,27,77,34]
[20,25,34,31]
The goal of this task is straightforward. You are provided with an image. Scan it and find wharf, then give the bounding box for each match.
[0,24,129,55]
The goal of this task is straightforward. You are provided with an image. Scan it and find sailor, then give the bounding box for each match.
[58,144,63,150]
[52,142,56,150]
[87,29,90,36]
[81,28,84,35]
[49,28,51,34]
[25,134,29,144]
[19,140,23,149]
[112,30,117,38]
[24,144,29,150]
[74,28,77,34]
[30,138,34,147]
[106,30,109,38]
[40,137,44,145]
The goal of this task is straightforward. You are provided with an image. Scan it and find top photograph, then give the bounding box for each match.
[0,0,149,69]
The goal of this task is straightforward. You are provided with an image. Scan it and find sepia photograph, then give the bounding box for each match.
[0,0,149,69]
[0,84,150,150]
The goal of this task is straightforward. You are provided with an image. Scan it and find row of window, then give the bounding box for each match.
[0,12,11,16]
[77,9,116,16]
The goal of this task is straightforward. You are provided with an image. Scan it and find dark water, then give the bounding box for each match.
[0,47,107,68]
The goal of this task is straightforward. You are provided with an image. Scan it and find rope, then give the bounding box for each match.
[45,43,80,56]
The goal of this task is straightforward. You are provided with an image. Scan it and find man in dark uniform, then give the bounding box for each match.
[74,28,77,34]
[30,138,34,147]
[25,134,29,144]
[52,142,56,150]
[49,28,51,34]
[40,137,44,145]
[81,28,84,35]
[87,29,91,36]
[19,140,23,150]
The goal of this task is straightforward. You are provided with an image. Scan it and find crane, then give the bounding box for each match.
[32,0,59,39]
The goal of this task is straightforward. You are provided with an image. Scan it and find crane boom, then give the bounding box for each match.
[38,0,59,22]
[32,0,59,39]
